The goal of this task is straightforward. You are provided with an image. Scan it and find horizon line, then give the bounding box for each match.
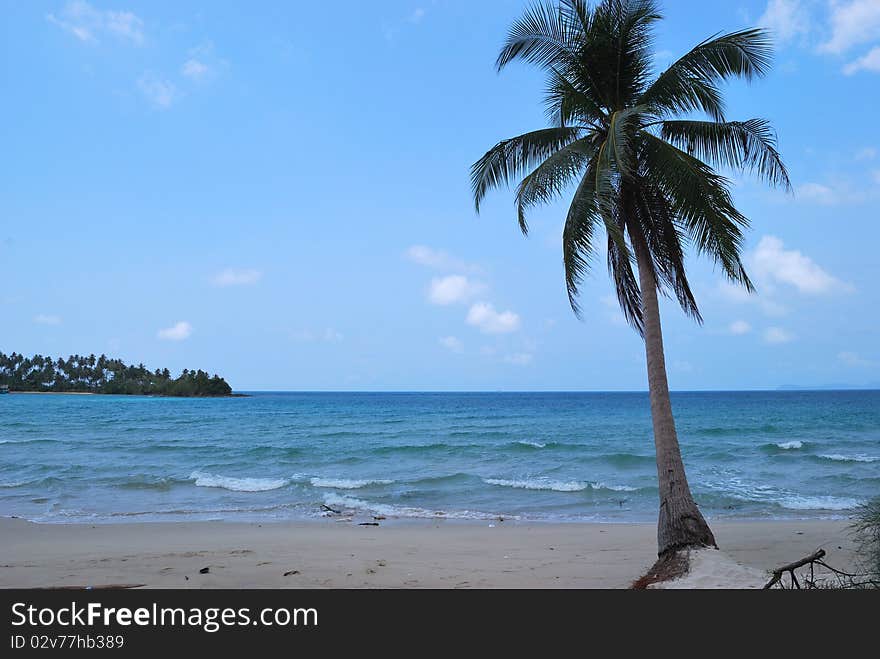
[231,387,880,394]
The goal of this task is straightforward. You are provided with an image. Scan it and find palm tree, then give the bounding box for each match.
[472,0,789,556]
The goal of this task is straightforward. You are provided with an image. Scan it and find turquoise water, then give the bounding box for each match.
[0,391,878,523]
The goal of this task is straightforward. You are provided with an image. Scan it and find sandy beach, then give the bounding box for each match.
[0,517,858,589]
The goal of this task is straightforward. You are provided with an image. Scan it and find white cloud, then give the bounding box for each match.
[716,280,788,316]
[180,42,224,83]
[818,0,880,54]
[753,235,852,294]
[158,321,192,341]
[104,9,143,43]
[405,245,478,272]
[838,351,875,367]
[504,352,534,366]
[212,268,262,287]
[855,147,877,160]
[764,327,794,344]
[47,1,144,45]
[408,8,426,23]
[796,182,838,205]
[466,303,520,334]
[439,336,463,353]
[729,320,752,335]
[138,73,175,109]
[759,0,812,43]
[796,180,866,205]
[427,275,485,305]
[182,58,209,80]
[34,314,62,326]
[716,281,755,304]
[844,45,880,73]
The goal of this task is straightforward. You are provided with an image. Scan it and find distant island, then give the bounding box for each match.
[0,352,234,397]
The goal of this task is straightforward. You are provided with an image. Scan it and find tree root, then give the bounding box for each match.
[631,549,691,589]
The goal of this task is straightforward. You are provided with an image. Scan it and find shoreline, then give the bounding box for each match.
[0,516,858,589]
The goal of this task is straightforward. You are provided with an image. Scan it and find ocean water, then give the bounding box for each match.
[0,391,878,524]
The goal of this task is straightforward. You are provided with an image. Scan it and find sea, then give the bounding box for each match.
[1,391,878,524]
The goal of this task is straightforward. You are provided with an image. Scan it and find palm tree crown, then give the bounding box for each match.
[472,0,790,334]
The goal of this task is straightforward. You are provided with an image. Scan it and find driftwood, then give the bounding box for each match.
[763,549,880,589]
[763,549,825,589]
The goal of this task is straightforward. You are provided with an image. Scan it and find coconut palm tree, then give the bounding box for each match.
[472,0,789,556]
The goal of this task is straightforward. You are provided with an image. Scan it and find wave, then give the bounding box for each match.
[776,440,803,450]
[778,495,862,511]
[309,477,393,489]
[516,440,546,448]
[189,471,289,492]
[760,440,806,453]
[322,493,502,520]
[818,454,879,463]
[591,482,639,492]
[116,476,186,492]
[483,478,639,493]
[485,477,587,492]
[0,438,61,446]
[702,476,863,512]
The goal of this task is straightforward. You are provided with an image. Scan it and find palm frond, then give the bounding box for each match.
[659,118,791,190]
[516,136,599,234]
[679,28,774,81]
[633,184,702,322]
[496,1,577,72]
[607,105,647,176]
[607,0,662,106]
[639,29,773,120]
[640,133,754,289]
[607,229,644,334]
[543,67,607,126]
[562,159,601,316]
[471,127,584,212]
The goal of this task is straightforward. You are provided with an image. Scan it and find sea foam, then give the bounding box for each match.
[819,454,879,463]
[776,441,803,449]
[190,471,289,492]
[778,495,862,511]
[484,478,588,492]
[322,493,500,520]
[310,477,393,489]
[516,440,547,448]
[484,478,639,493]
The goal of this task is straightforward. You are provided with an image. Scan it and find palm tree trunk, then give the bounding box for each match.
[633,238,716,556]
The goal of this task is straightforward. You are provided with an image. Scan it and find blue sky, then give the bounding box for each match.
[1,0,879,391]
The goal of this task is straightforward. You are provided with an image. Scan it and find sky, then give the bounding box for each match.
[1,0,879,391]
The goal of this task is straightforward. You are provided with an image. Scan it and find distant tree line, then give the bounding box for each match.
[0,352,233,396]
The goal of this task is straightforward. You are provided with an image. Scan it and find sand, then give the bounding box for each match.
[0,517,858,589]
